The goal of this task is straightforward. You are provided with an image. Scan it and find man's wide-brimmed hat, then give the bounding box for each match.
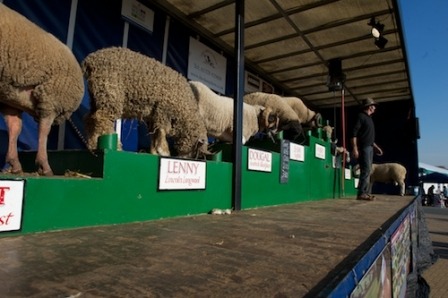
[363,97,378,107]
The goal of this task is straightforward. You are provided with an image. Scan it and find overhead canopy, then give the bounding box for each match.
[153,0,412,109]
[420,172,448,184]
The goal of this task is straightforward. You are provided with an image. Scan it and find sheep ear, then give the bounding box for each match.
[263,107,279,130]
[271,113,280,131]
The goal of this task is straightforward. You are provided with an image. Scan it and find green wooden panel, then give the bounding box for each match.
[0,131,358,237]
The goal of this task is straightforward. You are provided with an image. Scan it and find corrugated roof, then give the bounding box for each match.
[153,0,412,110]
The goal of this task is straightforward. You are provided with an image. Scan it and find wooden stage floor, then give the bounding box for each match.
[0,195,415,298]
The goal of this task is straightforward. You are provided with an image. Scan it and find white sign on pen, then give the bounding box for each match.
[159,158,206,190]
[0,180,25,232]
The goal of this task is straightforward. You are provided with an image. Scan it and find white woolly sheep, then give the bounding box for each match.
[354,163,407,196]
[243,92,303,141]
[189,81,279,144]
[283,96,322,128]
[82,47,209,159]
[0,4,84,176]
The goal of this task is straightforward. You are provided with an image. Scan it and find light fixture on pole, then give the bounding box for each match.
[368,17,388,49]
[327,58,346,92]
[375,36,388,49]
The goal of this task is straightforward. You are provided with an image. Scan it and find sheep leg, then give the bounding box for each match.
[36,115,55,176]
[399,181,405,196]
[2,106,23,174]
[150,128,170,156]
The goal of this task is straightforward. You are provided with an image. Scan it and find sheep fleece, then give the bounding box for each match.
[283,97,317,125]
[0,4,84,175]
[370,163,407,196]
[0,4,84,124]
[82,47,208,157]
[244,92,299,124]
[189,80,263,144]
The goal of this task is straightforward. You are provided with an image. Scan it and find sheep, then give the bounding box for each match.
[354,163,407,196]
[0,4,85,176]
[189,81,279,144]
[283,96,322,128]
[81,47,209,159]
[322,125,334,140]
[243,92,303,141]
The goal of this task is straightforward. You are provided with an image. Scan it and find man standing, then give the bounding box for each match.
[351,98,383,201]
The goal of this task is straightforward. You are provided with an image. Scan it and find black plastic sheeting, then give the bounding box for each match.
[406,200,438,298]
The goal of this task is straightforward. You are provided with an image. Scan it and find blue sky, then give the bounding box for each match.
[399,0,448,167]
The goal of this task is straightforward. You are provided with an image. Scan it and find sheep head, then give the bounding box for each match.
[322,125,334,140]
[176,137,212,160]
[196,138,213,159]
[257,106,280,136]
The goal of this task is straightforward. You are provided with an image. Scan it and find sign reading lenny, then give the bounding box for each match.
[159,158,206,190]
[248,148,272,172]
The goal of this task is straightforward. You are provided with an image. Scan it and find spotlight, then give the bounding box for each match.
[375,36,388,49]
[368,17,384,38]
[368,17,387,49]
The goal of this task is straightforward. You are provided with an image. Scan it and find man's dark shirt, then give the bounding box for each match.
[351,111,375,148]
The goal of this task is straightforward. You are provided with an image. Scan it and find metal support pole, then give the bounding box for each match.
[341,88,346,197]
[232,0,245,211]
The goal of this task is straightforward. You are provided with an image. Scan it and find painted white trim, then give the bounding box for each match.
[122,21,129,48]
[58,0,79,150]
[114,22,130,145]
[66,0,78,50]
[162,16,170,65]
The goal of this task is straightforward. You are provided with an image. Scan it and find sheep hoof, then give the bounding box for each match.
[2,164,23,175]
[38,169,54,176]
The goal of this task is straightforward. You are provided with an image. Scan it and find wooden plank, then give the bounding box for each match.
[0,195,414,297]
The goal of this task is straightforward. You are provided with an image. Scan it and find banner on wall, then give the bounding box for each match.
[245,71,274,93]
[261,80,274,93]
[188,38,227,94]
[121,0,154,33]
[391,215,411,298]
[245,71,261,93]
[350,244,392,298]
[0,180,25,232]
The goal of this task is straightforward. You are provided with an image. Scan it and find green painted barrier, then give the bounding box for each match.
[0,133,356,237]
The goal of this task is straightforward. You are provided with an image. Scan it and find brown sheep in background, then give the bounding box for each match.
[354,163,407,196]
[243,92,303,141]
[283,96,322,128]
[82,47,209,159]
[0,4,85,176]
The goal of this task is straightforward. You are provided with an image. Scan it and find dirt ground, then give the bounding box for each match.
[0,195,415,298]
